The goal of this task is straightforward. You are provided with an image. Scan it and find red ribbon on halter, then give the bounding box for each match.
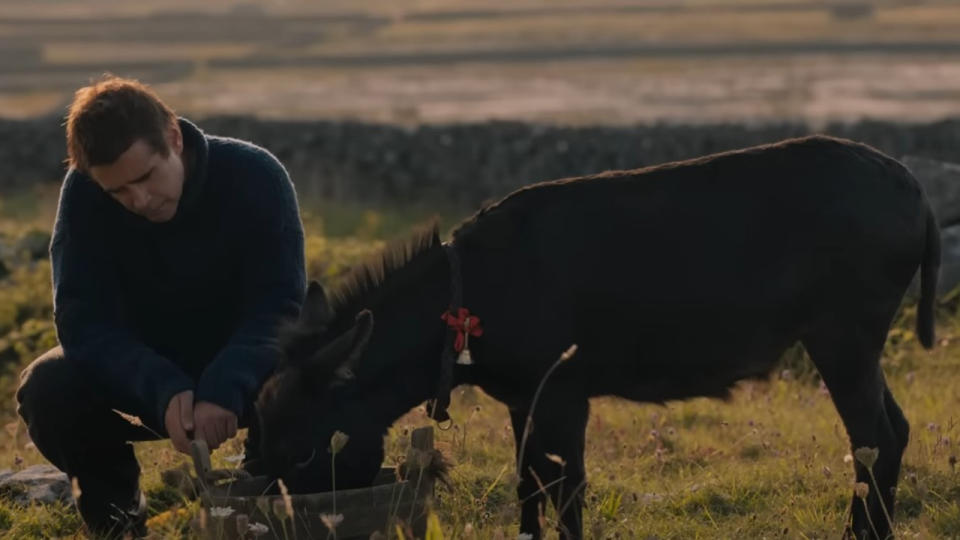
[441,307,483,352]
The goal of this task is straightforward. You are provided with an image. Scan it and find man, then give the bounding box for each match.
[16,76,306,538]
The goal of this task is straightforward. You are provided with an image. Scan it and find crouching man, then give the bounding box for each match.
[16,76,306,538]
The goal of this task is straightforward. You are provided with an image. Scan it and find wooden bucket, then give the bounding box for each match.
[191,427,437,539]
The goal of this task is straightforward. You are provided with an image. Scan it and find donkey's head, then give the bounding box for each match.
[256,281,384,491]
[257,229,451,492]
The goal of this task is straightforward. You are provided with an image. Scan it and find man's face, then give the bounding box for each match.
[89,126,185,223]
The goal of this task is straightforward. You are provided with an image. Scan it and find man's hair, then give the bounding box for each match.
[65,75,178,171]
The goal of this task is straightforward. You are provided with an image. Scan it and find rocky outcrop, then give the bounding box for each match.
[0,465,71,506]
[902,156,960,297]
[903,156,960,228]
[939,225,960,298]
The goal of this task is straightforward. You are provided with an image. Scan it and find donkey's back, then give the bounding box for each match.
[456,135,935,393]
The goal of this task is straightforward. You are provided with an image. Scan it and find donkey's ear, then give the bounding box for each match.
[302,309,375,387]
[347,310,374,364]
[300,281,332,328]
[334,310,375,383]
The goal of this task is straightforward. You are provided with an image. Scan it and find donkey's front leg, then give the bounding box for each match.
[509,388,590,539]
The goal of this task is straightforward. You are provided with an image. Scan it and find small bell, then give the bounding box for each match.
[457,319,475,365]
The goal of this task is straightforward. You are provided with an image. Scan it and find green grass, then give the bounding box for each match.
[385,327,960,539]
[0,201,959,538]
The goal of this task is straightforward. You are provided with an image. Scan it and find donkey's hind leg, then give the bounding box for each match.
[803,326,907,540]
[881,382,910,518]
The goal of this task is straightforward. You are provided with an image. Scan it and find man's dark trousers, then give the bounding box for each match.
[16,346,262,537]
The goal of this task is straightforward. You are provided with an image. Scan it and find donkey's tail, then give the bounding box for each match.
[917,209,940,349]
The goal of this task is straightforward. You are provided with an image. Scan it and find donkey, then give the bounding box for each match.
[256,135,939,539]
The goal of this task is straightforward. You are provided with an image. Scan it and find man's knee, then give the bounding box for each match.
[16,346,72,423]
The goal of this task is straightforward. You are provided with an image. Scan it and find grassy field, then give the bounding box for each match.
[0,195,959,538]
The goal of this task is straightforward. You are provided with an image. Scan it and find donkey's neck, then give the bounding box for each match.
[337,242,453,428]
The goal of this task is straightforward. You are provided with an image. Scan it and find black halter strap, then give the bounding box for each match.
[428,241,462,423]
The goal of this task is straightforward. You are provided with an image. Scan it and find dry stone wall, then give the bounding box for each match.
[3,115,960,208]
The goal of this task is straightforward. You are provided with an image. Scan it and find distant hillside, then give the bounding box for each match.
[4,1,960,123]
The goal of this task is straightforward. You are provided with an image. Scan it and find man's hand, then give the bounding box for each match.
[193,401,238,451]
[165,390,195,454]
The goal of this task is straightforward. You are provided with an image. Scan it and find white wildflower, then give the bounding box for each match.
[248,522,270,536]
[854,447,879,469]
[320,513,344,530]
[329,431,350,454]
[854,482,870,498]
[209,506,235,519]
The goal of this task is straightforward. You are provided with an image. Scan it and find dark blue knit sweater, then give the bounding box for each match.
[51,118,306,429]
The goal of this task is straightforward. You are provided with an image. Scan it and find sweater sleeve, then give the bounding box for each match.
[194,150,306,420]
[52,172,194,429]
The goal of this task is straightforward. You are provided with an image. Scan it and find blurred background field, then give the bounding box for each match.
[3,0,960,538]
[4,0,960,124]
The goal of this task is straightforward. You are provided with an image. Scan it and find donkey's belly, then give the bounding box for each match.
[469,307,800,406]
[574,322,797,402]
